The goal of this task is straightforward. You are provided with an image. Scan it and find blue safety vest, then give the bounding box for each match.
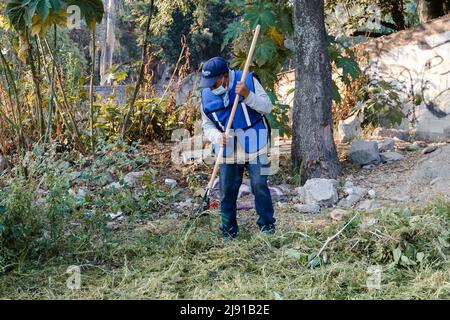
[202,70,270,157]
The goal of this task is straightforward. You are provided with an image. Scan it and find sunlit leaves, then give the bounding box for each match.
[65,0,104,30]
[336,57,359,85]
[31,9,67,36]
[6,0,104,34]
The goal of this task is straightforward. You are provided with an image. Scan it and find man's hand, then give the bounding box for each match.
[236,81,250,98]
[216,133,232,147]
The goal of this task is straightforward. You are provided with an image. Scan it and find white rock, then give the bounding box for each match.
[349,186,368,197]
[338,194,362,208]
[344,180,354,188]
[360,217,378,229]
[294,203,321,214]
[348,140,381,166]
[422,146,438,154]
[380,151,405,162]
[430,177,441,186]
[68,188,76,197]
[106,221,119,231]
[372,128,409,141]
[165,178,177,188]
[358,199,376,211]
[368,189,376,199]
[109,211,124,221]
[269,187,284,200]
[106,182,122,191]
[212,178,220,190]
[295,186,306,203]
[390,195,410,202]
[338,115,361,143]
[177,199,194,210]
[238,184,252,198]
[278,184,295,196]
[77,188,86,199]
[277,201,287,209]
[182,149,207,164]
[303,178,339,207]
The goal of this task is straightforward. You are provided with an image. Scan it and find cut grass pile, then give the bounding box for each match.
[1,199,450,300]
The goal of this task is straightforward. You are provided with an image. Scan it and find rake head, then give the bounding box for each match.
[193,188,211,217]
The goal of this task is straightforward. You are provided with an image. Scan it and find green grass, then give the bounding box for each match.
[1,199,450,300]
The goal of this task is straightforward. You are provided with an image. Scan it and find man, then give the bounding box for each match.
[199,56,276,238]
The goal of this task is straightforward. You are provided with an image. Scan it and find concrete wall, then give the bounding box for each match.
[276,14,450,141]
[360,14,450,141]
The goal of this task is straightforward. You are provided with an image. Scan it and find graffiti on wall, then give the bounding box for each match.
[363,20,450,140]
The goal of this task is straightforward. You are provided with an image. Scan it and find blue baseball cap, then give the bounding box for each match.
[199,57,229,88]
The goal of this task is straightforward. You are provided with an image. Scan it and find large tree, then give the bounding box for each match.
[417,0,446,23]
[291,0,341,180]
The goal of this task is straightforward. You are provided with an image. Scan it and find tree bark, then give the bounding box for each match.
[417,0,445,23]
[292,0,341,181]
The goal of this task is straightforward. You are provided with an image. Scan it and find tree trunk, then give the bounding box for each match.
[291,0,341,181]
[417,0,445,23]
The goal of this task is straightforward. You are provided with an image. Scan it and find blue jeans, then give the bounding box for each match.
[219,155,275,237]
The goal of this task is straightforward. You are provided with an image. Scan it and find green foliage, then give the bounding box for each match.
[1,198,450,299]
[328,36,361,103]
[6,0,104,34]
[223,0,293,137]
[353,79,405,127]
[0,179,41,268]
[223,0,293,91]
[95,94,178,142]
[0,140,182,272]
[124,0,235,69]
[266,90,291,137]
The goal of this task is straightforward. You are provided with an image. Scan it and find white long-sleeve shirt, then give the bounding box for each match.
[201,69,272,144]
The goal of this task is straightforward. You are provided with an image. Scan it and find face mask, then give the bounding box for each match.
[211,77,227,96]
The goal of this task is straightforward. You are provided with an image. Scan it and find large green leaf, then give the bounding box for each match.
[36,0,51,20]
[336,57,360,85]
[221,20,247,51]
[7,0,63,32]
[275,5,293,36]
[6,0,37,31]
[253,35,277,66]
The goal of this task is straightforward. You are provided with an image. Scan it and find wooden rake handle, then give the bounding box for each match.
[206,25,261,192]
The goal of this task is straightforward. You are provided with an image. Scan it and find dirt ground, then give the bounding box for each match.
[141,138,449,231]
[340,142,450,207]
